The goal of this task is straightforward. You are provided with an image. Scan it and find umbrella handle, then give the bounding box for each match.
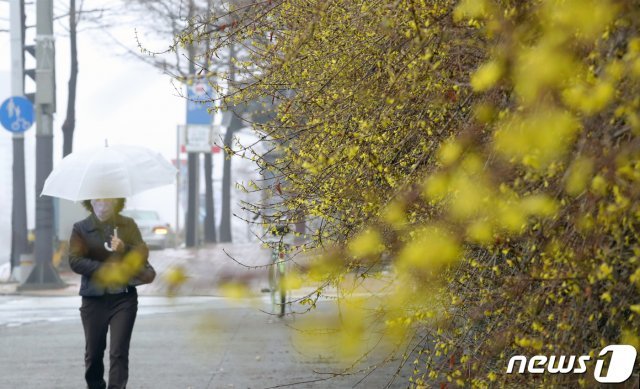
[104,227,118,252]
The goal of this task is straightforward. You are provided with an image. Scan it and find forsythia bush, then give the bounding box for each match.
[178,0,640,386]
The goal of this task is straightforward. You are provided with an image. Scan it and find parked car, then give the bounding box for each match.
[121,209,174,250]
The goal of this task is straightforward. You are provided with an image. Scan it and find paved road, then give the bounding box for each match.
[0,295,410,389]
[0,244,410,388]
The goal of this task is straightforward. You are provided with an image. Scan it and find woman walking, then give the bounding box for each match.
[69,198,155,389]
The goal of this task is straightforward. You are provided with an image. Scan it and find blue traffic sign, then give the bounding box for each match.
[0,96,34,133]
[186,82,214,125]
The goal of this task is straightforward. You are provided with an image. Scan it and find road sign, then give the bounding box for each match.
[186,82,214,125]
[0,96,34,133]
[178,124,222,153]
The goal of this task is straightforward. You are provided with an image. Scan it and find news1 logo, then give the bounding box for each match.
[506,345,637,383]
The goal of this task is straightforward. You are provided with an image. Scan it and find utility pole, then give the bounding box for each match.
[185,0,199,248]
[219,43,238,243]
[203,0,217,244]
[19,0,65,290]
[9,0,29,281]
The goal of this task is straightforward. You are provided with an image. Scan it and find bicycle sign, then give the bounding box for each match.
[0,96,34,133]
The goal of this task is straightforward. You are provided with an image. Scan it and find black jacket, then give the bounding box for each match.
[69,213,149,296]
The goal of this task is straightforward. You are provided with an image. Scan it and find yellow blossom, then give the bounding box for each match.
[471,60,503,92]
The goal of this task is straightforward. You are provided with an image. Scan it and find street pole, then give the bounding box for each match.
[219,43,237,243]
[176,125,180,246]
[9,0,29,282]
[19,0,65,290]
[203,0,217,244]
[185,0,199,248]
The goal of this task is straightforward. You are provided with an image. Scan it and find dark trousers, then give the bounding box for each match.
[80,290,138,389]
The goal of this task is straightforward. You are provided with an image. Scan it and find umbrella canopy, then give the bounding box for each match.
[41,144,177,201]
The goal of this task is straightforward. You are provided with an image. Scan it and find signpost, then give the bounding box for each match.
[179,124,222,153]
[18,0,65,290]
[8,0,30,282]
[0,96,34,133]
[182,80,221,154]
[183,80,216,247]
[1,96,33,280]
[187,81,214,125]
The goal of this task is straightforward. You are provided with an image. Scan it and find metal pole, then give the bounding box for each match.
[202,0,216,244]
[196,153,201,245]
[20,0,65,290]
[185,0,199,247]
[176,125,180,246]
[10,0,24,94]
[9,0,29,282]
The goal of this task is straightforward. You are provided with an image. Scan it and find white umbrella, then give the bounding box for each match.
[41,144,177,201]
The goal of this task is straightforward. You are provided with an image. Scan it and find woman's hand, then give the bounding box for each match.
[111,236,125,254]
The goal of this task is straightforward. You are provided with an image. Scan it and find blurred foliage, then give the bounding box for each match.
[175,0,640,386]
[163,265,188,296]
[94,250,145,288]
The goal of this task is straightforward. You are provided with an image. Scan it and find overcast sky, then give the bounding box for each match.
[1,0,186,224]
[2,1,189,155]
[0,1,259,264]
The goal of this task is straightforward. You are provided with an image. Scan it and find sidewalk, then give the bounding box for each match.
[0,243,273,296]
[0,243,392,299]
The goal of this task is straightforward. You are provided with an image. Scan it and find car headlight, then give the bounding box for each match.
[153,226,169,235]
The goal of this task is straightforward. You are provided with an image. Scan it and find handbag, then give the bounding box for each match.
[129,262,156,286]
